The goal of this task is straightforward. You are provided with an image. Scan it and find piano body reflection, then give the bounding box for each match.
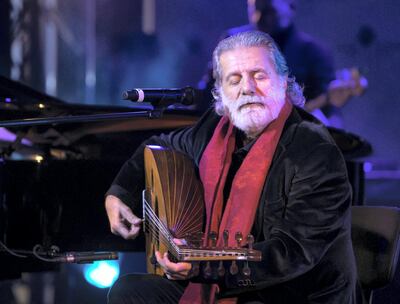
[0,76,371,280]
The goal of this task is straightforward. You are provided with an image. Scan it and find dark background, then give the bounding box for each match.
[1,0,399,303]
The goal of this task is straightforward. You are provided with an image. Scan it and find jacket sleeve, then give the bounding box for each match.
[223,142,352,293]
[105,109,218,210]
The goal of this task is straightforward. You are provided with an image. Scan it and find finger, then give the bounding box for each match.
[112,223,139,240]
[155,251,193,278]
[173,238,187,246]
[165,272,188,280]
[120,208,142,225]
[155,252,177,272]
[165,266,194,280]
[155,251,164,267]
[160,253,192,274]
[111,224,130,238]
[129,225,141,236]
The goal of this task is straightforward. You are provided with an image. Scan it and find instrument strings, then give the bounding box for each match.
[143,197,180,256]
[168,159,194,235]
[144,197,246,258]
[169,169,204,236]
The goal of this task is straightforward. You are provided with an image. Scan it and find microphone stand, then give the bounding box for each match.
[1,241,119,264]
[0,86,205,128]
[0,84,203,128]
[0,106,165,128]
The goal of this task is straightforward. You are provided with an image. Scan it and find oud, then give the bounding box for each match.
[143,145,262,278]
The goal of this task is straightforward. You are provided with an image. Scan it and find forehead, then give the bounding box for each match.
[219,46,275,76]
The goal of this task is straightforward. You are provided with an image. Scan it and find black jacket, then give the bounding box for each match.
[107,107,356,303]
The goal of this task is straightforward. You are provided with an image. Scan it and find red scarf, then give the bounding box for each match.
[179,100,292,304]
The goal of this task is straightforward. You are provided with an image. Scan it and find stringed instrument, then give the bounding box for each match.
[143,145,262,278]
[305,67,368,126]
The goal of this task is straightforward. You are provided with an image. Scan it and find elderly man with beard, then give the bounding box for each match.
[198,0,344,128]
[105,31,357,304]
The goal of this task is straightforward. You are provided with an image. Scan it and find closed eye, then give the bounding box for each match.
[228,75,241,85]
[254,71,269,80]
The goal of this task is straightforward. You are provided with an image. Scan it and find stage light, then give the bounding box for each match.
[363,162,373,173]
[83,260,120,288]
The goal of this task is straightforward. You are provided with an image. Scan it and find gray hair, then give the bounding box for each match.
[212,30,305,115]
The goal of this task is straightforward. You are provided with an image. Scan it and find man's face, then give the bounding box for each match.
[219,46,287,138]
[248,0,295,34]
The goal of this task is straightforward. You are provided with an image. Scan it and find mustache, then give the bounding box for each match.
[235,96,266,110]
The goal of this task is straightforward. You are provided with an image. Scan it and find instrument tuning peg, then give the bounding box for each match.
[190,232,204,248]
[229,261,239,275]
[217,261,225,277]
[235,231,243,247]
[209,231,218,247]
[242,261,251,276]
[196,231,205,240]
[247,234,255,250]
[204,261,212,278]
[223,230,229,247]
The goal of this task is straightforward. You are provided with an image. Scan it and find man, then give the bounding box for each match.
[105,31,356,303]
[198,0,343,127]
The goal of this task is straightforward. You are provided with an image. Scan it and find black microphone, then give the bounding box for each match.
[122,86,196,106]
[54,251,119,264]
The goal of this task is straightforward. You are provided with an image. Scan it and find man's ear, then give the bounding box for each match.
[211,87,220,100]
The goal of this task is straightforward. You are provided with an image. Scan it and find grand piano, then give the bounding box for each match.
[0,75,371,280]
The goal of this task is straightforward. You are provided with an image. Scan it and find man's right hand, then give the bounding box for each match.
[105,195,142,240]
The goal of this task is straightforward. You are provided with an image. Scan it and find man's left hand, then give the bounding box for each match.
[155,238,193,280]
[155,251,193,280]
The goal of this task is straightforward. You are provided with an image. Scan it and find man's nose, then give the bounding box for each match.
[241,76,256,95]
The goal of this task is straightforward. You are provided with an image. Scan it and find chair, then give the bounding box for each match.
[351,206,400,304]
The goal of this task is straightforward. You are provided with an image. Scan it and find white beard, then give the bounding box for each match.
[221,88,286,138]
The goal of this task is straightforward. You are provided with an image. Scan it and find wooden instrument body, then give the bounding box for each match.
[143,145,262,276]
[144,145,204,275]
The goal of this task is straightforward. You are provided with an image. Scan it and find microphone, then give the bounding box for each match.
[54,251,119,264]
[122,86,196,107]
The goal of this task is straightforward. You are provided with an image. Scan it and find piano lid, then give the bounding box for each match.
[0,75,200,122]
[0,76,200,160]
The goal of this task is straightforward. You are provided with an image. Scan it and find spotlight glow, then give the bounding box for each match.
[83,261,120,288]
